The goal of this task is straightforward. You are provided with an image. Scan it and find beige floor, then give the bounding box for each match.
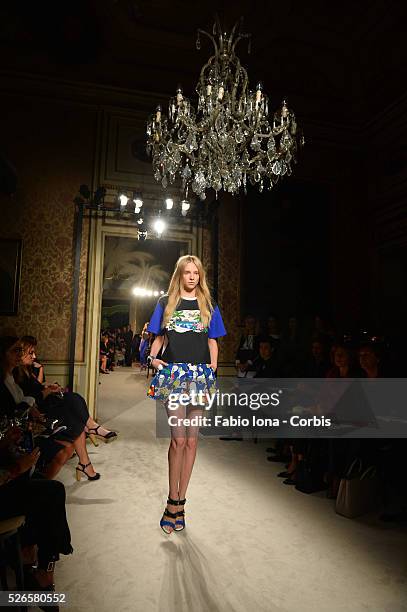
[54,369,407,612]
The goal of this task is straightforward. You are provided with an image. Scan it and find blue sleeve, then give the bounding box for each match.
[208,305,227,339]
[147,300,165,335]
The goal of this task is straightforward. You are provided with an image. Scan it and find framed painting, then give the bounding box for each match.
[0,238,22,315]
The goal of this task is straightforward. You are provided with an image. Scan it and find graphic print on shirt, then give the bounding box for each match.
[166,309,208,334]
[147,294,227,364]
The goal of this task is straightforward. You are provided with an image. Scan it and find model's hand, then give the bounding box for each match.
[152,358,168,369]
[207,363,217,371]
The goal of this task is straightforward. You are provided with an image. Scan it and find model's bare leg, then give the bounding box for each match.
[164,402,187,532]
[178,405,203,500]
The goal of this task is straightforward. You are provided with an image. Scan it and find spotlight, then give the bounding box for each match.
[153,291,159,296]
[154,218,166,236]
[119,194,129,207]
[165,197,174,210]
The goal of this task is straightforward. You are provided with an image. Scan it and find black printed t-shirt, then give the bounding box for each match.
[147,294,227,364]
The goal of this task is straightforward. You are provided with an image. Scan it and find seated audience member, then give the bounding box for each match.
[252,337,282,378]
[114,345,125,366]
[20,336,117,444]
[302,337,331,378]
[326,343,363,378]
[0,336,73,480]
[324,343,364,497]
[358,342,386,378]
[100,333,110,373]
[19,335,118,447]
[0,421,73,599]
[235,314,260,376]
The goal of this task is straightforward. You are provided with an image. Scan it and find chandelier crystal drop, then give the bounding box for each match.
[146,18,304,200]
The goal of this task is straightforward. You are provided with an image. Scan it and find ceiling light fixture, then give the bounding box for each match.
[147,17,304,200]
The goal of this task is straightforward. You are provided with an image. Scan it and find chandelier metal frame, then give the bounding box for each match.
[147,17,304,202]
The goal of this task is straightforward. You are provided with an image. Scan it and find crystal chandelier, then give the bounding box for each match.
[146,18,304,201]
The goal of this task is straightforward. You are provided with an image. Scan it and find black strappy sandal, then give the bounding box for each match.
[76,461,100,481]
[174,498,186,531]
[160,497,180,534]
[86,425,118,445]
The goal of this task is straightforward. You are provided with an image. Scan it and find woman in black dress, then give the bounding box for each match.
[15,337,117,480]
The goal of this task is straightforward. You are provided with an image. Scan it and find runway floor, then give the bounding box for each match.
[55,369,407,612]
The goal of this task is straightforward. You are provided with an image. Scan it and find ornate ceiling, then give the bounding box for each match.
[0,0,406,124]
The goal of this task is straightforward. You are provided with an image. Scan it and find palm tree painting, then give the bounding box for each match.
[103,238,169,294]
[102,236,187,331]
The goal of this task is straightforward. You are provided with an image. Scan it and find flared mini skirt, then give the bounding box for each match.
[147,362,216,403]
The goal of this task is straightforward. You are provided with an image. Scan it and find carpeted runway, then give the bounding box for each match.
[55,369,407,612]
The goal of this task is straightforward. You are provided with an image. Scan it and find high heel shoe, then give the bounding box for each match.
[174,498,186,531]
[25,564,59,611]
[160,497,179,534]
[76,461,100,481]
[86,431,99,447]
[86,425,118,444]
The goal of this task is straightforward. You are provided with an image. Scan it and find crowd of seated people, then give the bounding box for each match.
[233,312,407,523]
[0,334,119,600]
[99,325,145,372]
[99,324,153,372]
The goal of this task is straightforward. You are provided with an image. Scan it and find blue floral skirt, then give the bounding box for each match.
[147,362,216,404]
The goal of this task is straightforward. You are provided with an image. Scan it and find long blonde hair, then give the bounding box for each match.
[163,255,213,328]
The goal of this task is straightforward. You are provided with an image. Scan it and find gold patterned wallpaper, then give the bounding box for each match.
[0,96,97,361]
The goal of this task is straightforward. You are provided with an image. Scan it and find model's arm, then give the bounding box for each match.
[150,335,168,367]
[208,338,218,370]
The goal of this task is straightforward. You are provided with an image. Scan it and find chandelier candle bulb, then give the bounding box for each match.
[176,87,183,105]
[155,105,161,122]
